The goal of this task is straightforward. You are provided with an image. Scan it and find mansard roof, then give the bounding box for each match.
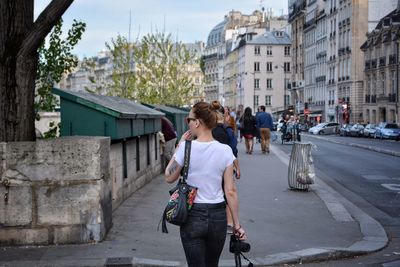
[247,31,291,45]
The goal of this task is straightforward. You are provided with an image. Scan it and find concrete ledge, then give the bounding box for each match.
[0,228,48,246]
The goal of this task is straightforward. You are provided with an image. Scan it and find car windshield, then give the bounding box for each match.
[385,124,398,128]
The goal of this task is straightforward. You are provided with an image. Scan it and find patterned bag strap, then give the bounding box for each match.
[182,140,192,182]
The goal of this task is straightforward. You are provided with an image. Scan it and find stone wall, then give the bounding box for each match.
[110,134,162,209]
[0,137,112,246]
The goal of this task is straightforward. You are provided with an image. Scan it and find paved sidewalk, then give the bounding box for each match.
[0,142,387,267]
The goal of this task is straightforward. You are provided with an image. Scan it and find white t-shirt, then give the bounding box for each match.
[175,140,235,204]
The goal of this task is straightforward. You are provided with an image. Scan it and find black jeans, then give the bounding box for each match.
[180,202,227,267]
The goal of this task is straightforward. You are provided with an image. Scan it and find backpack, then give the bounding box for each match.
[212,123,230,145]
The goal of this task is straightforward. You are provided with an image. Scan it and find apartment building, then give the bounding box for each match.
[304,0,320,122]
[235,31,291,115]
[203,10,268,104]
[288,0,306,116]
[289,0,397,124]
[361,3,400,124]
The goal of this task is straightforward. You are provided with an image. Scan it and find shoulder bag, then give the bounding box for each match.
[160,140,197,233]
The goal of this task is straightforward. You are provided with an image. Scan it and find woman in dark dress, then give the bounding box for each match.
[240,107,257,154]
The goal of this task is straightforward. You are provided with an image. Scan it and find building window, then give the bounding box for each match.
[284,46,291,56]
[254,46,260,55]
[254,62,260,72]
[265,95,272,106]
[254,95,259,106]
[267,46,273,56]
[285,95,290,106]
[266,62,272,72]
[284,62,291,72]
[266,79,272,89]
[254,78,260,89]
[391,71,396,94]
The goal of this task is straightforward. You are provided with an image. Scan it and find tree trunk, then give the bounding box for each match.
[0,0,35,141]
[0,0,74,142]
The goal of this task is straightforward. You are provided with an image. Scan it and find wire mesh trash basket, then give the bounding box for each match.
[288,142,315,190]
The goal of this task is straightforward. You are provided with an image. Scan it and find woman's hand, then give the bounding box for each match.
[234,225,246,240]
[234,168,241,179]
[179,130,193,143]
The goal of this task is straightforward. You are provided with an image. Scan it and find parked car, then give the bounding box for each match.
[348,123,365,137]
[339,124,354,136]
[374,122,400,140]
[308,122,339,135]
[363,124,376,138]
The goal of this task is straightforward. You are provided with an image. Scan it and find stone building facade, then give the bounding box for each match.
[288,0,398,124]
[361,3,400,124]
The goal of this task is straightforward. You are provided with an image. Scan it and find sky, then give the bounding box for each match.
[35,0,288,59]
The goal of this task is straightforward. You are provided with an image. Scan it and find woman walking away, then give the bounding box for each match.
[241,107,257,154]
[165,102,246,267]
[211,101,241,234]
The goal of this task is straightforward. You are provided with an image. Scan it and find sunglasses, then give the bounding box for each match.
[186,117,197,124]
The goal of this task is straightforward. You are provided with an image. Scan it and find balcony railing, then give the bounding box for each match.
[377,94,389,102]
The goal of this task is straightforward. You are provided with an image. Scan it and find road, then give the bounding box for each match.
[274,133,400,266]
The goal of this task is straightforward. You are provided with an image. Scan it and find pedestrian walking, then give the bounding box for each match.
[211,101,241,234]
[161,116,177,164]
[241,107,258,154]
[255,105,273,154]
[165,101,246,267]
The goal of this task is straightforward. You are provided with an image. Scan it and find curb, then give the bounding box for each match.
[304,134,400,157]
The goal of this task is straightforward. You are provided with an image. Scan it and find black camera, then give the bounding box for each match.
[229,234,251,254]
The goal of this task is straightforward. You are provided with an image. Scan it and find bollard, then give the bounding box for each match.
[288,142,315,190]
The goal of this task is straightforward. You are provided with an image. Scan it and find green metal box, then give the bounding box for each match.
[53,88,163,140]
[142,104,189,140]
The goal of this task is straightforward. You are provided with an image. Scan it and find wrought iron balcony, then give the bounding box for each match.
[377,94,389,102]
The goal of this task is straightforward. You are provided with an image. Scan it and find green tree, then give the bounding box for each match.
[106,32,197,106]
[134,32,196,106]
[106,35,136,98]
[36,19,86,113]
